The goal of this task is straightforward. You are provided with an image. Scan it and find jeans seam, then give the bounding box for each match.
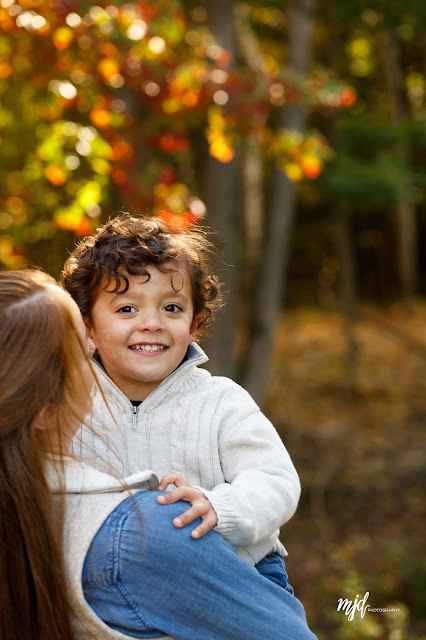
[83,508,124,588]
[114,580,156,631]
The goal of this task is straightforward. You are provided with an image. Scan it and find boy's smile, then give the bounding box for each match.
[87,265,199,401]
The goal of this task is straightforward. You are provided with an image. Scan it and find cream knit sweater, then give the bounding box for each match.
[72,343,301,564]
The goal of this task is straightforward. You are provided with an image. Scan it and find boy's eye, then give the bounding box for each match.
[117,305,137,313]
[163,304,182,313]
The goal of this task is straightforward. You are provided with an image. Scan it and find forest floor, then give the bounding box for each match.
[265,300,426,640]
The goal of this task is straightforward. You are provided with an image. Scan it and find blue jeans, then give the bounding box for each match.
[83,491,317,640]
[255,552,295,594]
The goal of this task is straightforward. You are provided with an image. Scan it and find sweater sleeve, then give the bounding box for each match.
[196,383,301,547]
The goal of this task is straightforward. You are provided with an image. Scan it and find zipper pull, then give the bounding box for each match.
[132,405,138,430]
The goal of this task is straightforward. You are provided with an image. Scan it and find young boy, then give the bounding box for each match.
[63,212,300,584]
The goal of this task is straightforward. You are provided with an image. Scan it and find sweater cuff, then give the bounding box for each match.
[193,485,241,537]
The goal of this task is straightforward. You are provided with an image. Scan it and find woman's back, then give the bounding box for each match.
[0,270,93,640]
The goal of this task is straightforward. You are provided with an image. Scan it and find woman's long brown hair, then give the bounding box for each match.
[0,269,93,640]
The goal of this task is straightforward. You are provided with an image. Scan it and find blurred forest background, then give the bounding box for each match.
[0,0,425,638]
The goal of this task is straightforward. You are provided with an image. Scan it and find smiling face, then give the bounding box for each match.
[87,265,199,401]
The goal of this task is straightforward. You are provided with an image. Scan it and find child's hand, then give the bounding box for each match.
[157,472,218,539]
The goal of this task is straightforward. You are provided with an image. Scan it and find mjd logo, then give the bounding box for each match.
[337,592,370,621]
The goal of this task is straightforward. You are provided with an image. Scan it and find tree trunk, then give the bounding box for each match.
[234,3,264,271]
[241,0,316,404]
[234,3,265,360]
[201,0,240,377]
[379,24,417,309]
[242,136,263,282]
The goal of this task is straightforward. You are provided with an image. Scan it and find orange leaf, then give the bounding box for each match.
[45,165,66,186]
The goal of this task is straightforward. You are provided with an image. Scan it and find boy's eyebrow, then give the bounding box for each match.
[108,288,189,303]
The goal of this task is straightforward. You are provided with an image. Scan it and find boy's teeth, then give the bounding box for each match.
[131,344,165,352]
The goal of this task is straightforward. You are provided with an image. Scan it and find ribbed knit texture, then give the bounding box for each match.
[72,343,301,564]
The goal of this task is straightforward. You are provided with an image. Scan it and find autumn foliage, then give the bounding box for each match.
[0,0,353,269]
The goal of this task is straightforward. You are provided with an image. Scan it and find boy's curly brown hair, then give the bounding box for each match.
[61,212,223,330]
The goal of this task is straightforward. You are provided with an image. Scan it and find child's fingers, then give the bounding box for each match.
[156,482,218,538]
[172,501,215,529]
[158,472,191,491]
[157,485,198,505]
[191,513,218,539]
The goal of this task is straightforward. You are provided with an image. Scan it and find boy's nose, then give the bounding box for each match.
[137,309,163,331]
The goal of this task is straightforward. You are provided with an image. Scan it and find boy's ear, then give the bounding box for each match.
[83,315,95,341]
[83,316,97,356]
[189,314,203,338]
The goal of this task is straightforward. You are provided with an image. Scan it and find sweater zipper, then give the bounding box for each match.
[131,405,138,430]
